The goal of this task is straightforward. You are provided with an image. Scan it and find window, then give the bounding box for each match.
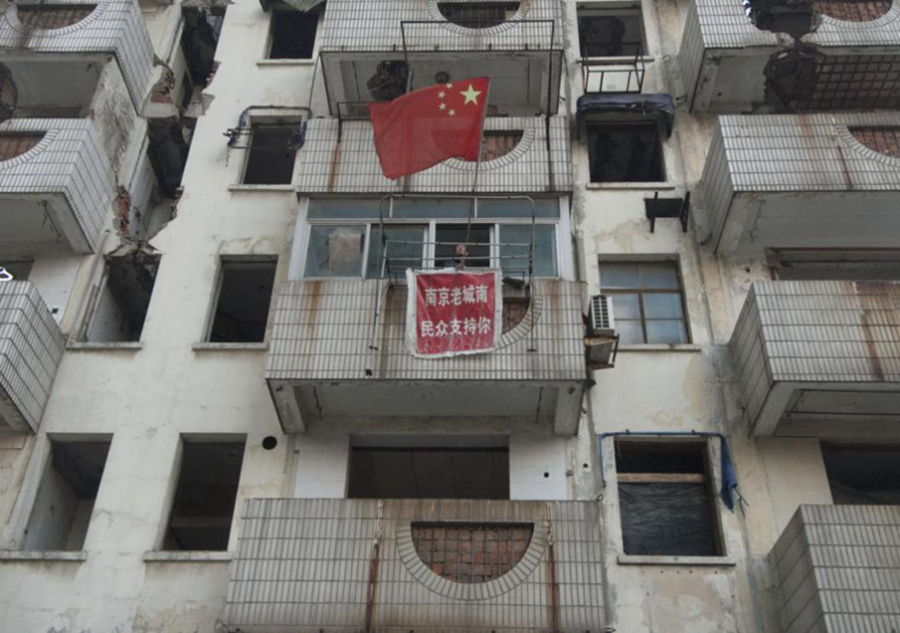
[366,225,426,278]
[600,261,688,344]
[24,438,112,551]
[305,225,366,277]
[434,224,491,269]
[242,124,297,185]
[616,441,723,556]
[207,258,277,343]
[437,2,520,28]
[823,445,900,505]
[163,438,246,551]
[0,260,33,280]
[578,6,645,57]
[85,254,160,343]
[348,445,509,499]
[587,122,664,183]
[267,10,318,59]
[500,225,557,278]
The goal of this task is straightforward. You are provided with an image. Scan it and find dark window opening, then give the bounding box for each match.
[772,249,900,281]
[268,10,318,59]
[435,224,491,268]
[746,0,815,38]
[412,522,533,583]
[587,122,664,183]
[366,61,409,102]
[437,2,520,28]
[481,131,524,161]
[600,261,688,345]
[24,439,112,551]
[181,7,224,87]
[577,8,645,57]
[823,445,900,505]
[16,4,95,29]
[616,441,723,557]
[163,439,245,551]
[209,259,277,343]
[0,260,33,280]
[242,124,297,185]
[348,447,509,499]
[86,253,160,343]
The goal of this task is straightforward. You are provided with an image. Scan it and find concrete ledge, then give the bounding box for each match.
[228,184,295,192]
[0,550,87,562]
[256,59,316,67]
[618,554,735,567]
[617,344,703,353]
[192,342,269,351]
[143,551,232,563]
[66,341,143,351]
[586,183,678,191]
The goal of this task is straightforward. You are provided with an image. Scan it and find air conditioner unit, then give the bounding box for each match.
[586,295,617,369]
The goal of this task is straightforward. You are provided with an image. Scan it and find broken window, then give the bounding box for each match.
[366,226,426,278]
[823,445,900,505]
[578,6,645,57]
[348,446,509,499]
[163,438,246,551]
[85,253,160,343]
[600,261,688,344]
[208,258,277,343]
[242,124,297,185]
[616,441,723,557]
[267,10,318,59]
[437,2,520,28]
[24,438,112,551]
[587,122,664,183]
[305,225,366,277]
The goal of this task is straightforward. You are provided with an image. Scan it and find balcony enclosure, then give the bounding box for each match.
[318,0,564,116]
[680,0,900,112]
[700,114,900,258]
[730,281,900,437]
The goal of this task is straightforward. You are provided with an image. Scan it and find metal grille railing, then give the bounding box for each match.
[580,42,646,94]
[812,0,892,21]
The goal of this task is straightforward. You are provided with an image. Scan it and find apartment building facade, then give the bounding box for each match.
[0,0,897,631]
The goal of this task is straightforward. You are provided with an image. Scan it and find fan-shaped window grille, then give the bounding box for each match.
[437,2,520,28]
[17,4,96,29]
[851,127,900,158]
[0,133,43,161]
[482,131,524,161]
[813,0,892,21]
[412,522,533,583]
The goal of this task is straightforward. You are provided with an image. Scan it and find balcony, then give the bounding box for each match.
[772,504,900,633]
[224,498,605,631]
[0,119,115,254]
[730,281,900,437]
[700,114,900,258]
[295,116,571,194]
[680,0,900,112]
[267,280,585,435]
[0,281,66,434]
[319,0,564,115]
[0,0,154,108]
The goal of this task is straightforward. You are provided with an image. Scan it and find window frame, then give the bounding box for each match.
[204,255,278,344]
[599,259,690,345]
[240,121,300,185]
[265,7,321,61]
[585,120,667,184]
[614,438,726,559]
[576,3,648,59]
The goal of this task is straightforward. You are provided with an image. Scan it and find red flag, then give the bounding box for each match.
[368,77,490,180]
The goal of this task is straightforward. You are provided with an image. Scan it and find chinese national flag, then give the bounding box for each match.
[368,77,490,180]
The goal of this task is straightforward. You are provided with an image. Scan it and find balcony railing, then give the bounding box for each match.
[730,281,900,436]
[0,281,66,433]
[223,498,605,632]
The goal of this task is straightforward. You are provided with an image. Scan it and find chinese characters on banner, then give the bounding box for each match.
[405,269,502,358]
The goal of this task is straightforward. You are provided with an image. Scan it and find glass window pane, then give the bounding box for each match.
[642,293,684,319]
[366,226,425,278]
[393,198,472,218]
[639,263,680,289]
[645,320,688,344]
[500,225,557,278]
[600,263,639,289]
[308,199,382,219]
[478,199,559,218]
[610,293,640,319]
[305,225,365,277]
[617,320,645,344]
[434,225,491,268]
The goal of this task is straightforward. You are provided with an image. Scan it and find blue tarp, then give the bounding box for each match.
[576,93,676,137]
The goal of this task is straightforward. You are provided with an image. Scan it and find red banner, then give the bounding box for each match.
[406,269,502,358]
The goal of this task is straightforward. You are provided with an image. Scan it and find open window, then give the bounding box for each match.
[348,441,509,499]
[242,124,298,185]
[586,122,665,183]
[207,258,277,343]
[823,444,900,505]
[162,438,246,551]
[577,4,645,57]
[24,437,112,551]
[267,9,319,59]
[434,224,491,269]
[84,252,160,343]
[616,441,723,557]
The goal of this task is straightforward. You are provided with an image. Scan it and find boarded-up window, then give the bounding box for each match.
[616,441,723,556]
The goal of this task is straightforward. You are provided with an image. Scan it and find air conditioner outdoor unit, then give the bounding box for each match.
[586,295,618,369]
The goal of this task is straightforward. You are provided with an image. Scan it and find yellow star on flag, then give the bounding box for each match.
[460,84,482,106]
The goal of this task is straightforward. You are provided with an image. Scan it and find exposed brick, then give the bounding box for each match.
[17,5,96,30]
[0,133,43,161]
[812,0,891,21]
[412,523,534,584]
[852,127,900,158]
